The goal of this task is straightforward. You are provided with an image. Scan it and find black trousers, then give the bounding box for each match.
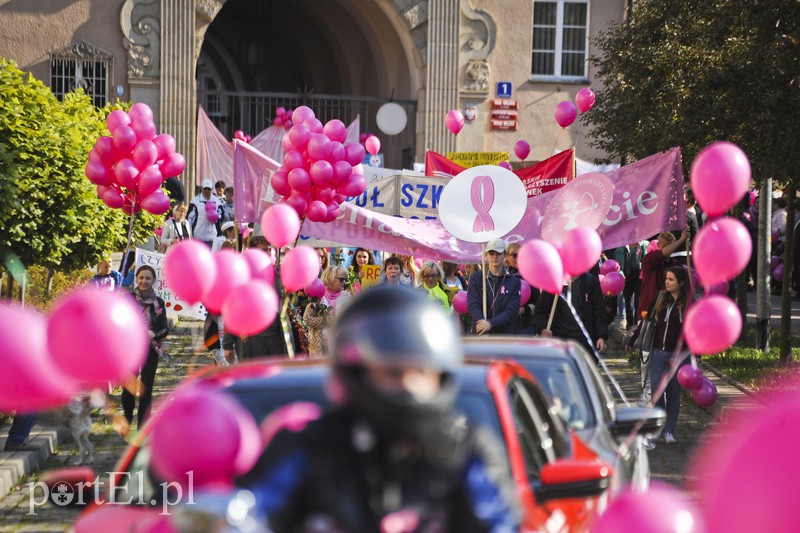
[121,346,160,428]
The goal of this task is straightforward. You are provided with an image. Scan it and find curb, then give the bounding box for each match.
[0,423,71,500]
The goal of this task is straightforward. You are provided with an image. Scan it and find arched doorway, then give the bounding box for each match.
[197,0,420,169]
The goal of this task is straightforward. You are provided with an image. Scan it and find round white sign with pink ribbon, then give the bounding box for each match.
[438,165,527,243]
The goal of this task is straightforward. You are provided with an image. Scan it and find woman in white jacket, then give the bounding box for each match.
[160,203,192,250]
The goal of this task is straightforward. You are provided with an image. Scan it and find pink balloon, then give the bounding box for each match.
[560,226,602,277]
[677,365,704,390]
[359,132,368,143]
[289,124,311,151]
[691,377,717,407]
[260,203,301,248]
[276,106,286,117]
[339,174,367,197]
[112,125,137,157]
[575,87,596,113]
[554,100,578,128]
[365,135,381,156]
[153,134,176,161]
[288,167,312,193]
[242,248,275,285]
[128,102,154,123]
[131,119,156,142]
[684,295,742,355]
[306,199,328,222]
[324,203,341,222]
[136,165,163,197]
[692,389,800,532]
[498,161,512,170]
[773,263,784,282]
[100,186,125,209]
[222,280,279,336]
[121,195,142,215]
[48,288,149,388]
[164,241,217,304]
[344,142,366,166]
[327,141,345,163]
[307,134,333,161]
[160,153,186,178]
[114,158,139,189]
[514,140,531,160]
[304,117,323,134]
[270,170,292,197]
[0,304,76,412]
[281,133,294,154]
[599,259,621,275]
[323,119,348,143]
[291,106,315,125]
[280,246,321,292]
[600,271,626,296]
[770,255,780,270]
[312,185,336,203]
[517,240,564,294]
[305,278,326,299]
[591,483,705,533]
[150,388,261,489]
[132,140,158,170]
[690,141,751,218]
[274,116,284,128]
[331,160,354,186]
[520,280,532,306]
[445,109,465,135]
[646,240,659,253]
[693,217,752,287]
[203,250,251,314]
[285,194,309,217]
[283,150,306,171]
[141,189,171,215]
[106,109,131,134]
[452,291,468,314]
[85,161,112,186]
[94,136,117,166]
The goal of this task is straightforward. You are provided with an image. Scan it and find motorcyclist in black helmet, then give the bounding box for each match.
[239,285,519,532]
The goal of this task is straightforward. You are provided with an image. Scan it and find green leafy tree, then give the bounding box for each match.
[0,58,159,289]
[586,0,800,364]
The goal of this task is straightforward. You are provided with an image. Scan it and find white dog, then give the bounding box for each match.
[67,395,93,465]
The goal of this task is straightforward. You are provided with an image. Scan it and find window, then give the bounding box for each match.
[50,41,111,107]
[531,0,589,79]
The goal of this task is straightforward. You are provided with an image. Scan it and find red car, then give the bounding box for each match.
[74,359,611,532]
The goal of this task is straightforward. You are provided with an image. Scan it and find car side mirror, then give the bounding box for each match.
[610,407,666,440]
[534,460,612,503]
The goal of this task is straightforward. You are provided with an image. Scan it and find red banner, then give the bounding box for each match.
[425,150,466,178]
[514,149,575,197]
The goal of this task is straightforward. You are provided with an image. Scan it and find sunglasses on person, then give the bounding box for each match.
[336,277,348,283]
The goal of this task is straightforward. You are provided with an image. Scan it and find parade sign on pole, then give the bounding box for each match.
[438,165,527,317]
[541,172,614,243]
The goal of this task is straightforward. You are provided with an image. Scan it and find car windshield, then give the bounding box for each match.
[519,358,596,431]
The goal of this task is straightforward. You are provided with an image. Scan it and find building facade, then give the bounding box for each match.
[0,0,625,196]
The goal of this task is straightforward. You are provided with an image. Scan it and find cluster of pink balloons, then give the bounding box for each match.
[514,140,531,160]
[85,104,185,216]
[599,259,626,296]
[445,109,465,135]
[163,240,278,337]
[554,87,596,129]
[149,386,262,490]
[517,227,602,294]
[233,129,252,143]
[271,106,368,221]
[272,106,294,130]
[681,141,752,356]
[677,364,718,407]
[0,289,149,412]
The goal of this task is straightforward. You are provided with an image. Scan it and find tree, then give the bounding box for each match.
[586,0,800,364]
[0,58,159,289]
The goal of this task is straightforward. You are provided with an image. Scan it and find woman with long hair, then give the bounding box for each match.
[641,265,692,445]
[350,248,374,293]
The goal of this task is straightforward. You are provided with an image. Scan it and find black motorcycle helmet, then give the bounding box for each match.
[328,285,462,441]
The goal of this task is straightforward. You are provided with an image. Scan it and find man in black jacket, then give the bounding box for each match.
[467,239,521,335]
[533,272,608,359]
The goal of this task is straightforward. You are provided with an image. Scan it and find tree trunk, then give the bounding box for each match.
[734,202,748,342]
[18,272,25,306]
[3,273,13,299]
[756,179,772,351]
[45,268,55,297]
[780,183,796,366]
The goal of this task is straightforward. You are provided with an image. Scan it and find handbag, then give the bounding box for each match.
[633,317,656,353]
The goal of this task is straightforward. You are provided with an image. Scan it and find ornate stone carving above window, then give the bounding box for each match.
[460,2,495,96]
[121,0,161,79]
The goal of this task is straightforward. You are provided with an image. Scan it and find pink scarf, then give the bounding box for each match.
[324,287,343,307]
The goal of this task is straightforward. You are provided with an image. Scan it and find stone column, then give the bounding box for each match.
[160,0,196,196]
[425,0,460,155]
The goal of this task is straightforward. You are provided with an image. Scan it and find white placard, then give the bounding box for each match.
[376,102,408,136]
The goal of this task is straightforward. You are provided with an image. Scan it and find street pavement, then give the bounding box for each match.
[0,317,764,531]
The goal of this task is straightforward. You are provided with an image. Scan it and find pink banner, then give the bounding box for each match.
[292,149,685,261]
[196,107,234,187]
[233,141,281,223]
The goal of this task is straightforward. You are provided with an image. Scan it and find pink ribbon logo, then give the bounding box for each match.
[471,175,495,232]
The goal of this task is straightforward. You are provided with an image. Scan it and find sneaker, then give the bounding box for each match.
[644,439,656,451]
[212,350,229,367]
[664,432,677,445]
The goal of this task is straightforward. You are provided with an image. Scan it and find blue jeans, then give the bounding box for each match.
[5,414,36,447]
[649,349,683,435]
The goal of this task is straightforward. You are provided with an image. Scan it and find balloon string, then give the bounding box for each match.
[120,207,138,277]
[541,129,564,183]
